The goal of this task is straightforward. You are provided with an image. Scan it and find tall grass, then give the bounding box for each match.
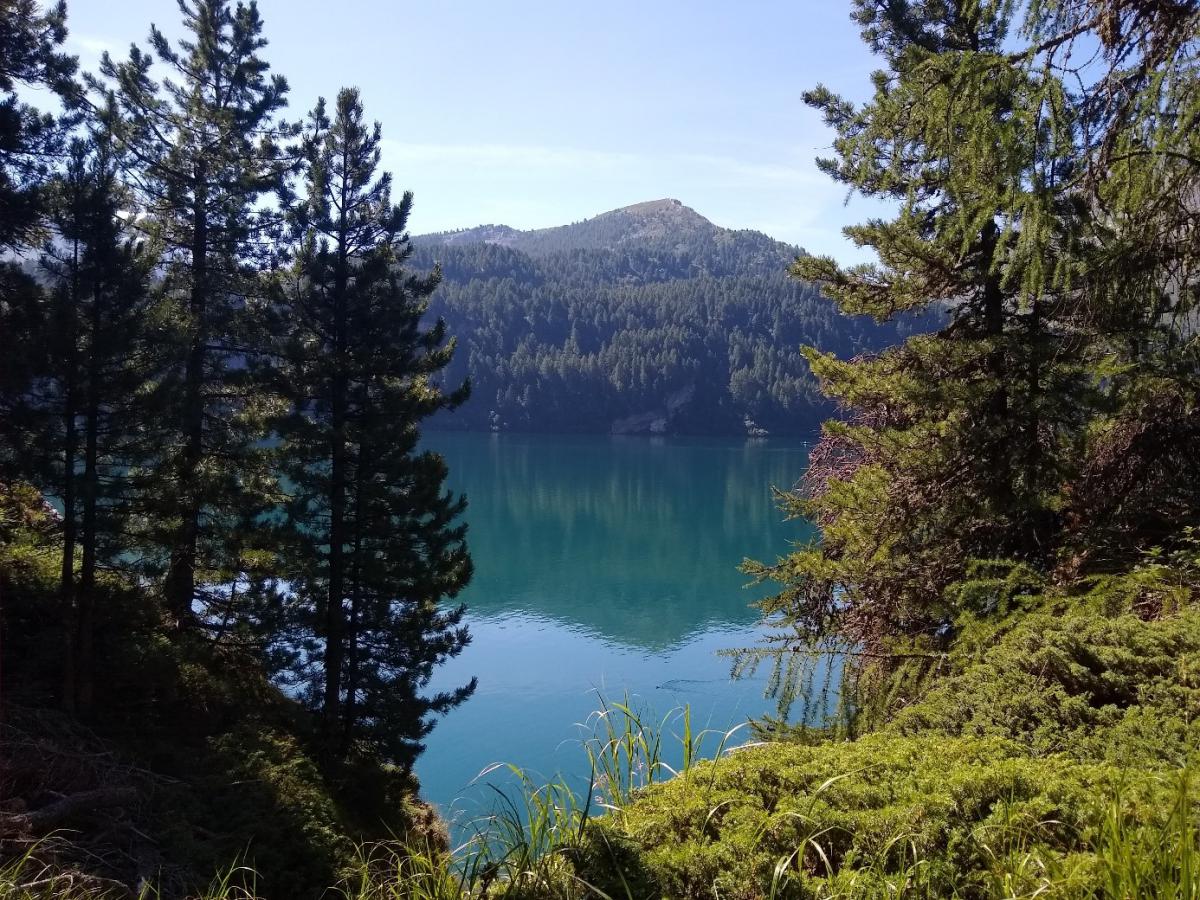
[1094,767,1199,900]
[758,764,1200,900]
[424,695,746,899]
[459,765,595,897]
[0,846,76,899]
[582,696,748,817]
[0,845,260,900]
[2,710,1196,899]
[333,842,467,900]
[307,696,737,900]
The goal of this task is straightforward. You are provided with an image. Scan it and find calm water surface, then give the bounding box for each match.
[417,432,816,824]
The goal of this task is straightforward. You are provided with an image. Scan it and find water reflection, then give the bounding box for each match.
[436,433,815,650]
[417,432,815,817]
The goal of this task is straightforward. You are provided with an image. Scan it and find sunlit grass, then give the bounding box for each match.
[1093,767,1200,900]
[2,708,1196,899]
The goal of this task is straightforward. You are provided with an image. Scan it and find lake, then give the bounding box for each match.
[416,432,817,826]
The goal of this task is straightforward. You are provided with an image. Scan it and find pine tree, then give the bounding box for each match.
[0,0,77,469]
[1022,0,1200,566]
[276,88,473,763]
[0,0,77,251]
[98,0,295,627]
[743,0,1200,724]
[1,113,155,713]
[47,126,154,710]
[767,0,1093,644]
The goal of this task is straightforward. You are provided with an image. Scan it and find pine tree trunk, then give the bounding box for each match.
[325,382,346,739]
[340,462,365,757]
[1023,295,1053,556]
[59,388,78,711]
[59,241,80,713]
[76,273,104,712]
[165,167,208,627]
[980,219,1014,517]
[340,574,361,757]
[322,190,350,746]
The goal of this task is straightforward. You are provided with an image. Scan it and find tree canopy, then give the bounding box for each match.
[746,0,1200,724]
[414,217,931,435]
[0,0,473,765]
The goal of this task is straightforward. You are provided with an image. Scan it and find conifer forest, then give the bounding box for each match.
[0,1,1198,898]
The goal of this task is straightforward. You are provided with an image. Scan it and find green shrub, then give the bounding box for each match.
[891,607,1200,765]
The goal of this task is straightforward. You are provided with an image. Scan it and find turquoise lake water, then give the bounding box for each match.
[416,432,817,827]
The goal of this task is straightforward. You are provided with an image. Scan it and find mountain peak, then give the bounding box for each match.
[417,199,786,258]
[616,198,698,216]
[605,198,714,229]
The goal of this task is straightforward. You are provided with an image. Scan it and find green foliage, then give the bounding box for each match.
[2,2,475,894]
[333,842,465,900]
[1093,769,1200,900]
[167,729,348,897]
[603,601,1200,898]
[3,628,1199,898]
[3,121,158,713]
[893,607,1200,764]
[743,0,1200,731]
[361,601,1196,899]
[412,206,928,436]
[0,0,78,252]
[0,489,439,900]
[273,86,473,764]
[4,1,1199,897]
[241,644,1194,898]
[4,0,475,769]
[96,0,297,624]
[324,699,745,900]
[619,735,1085,898]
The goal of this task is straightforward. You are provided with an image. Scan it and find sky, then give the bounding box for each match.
[58,0,895,263]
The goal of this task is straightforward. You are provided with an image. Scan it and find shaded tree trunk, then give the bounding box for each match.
[340,459,365,757]
[980,219,1015,519]
[76,271,104,712]
[165,166,208,627]
[59,240,80,713]
[322,173,350,744]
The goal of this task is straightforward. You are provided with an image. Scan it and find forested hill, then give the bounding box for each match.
[414,200,926,436]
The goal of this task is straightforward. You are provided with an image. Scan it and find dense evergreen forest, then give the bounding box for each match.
[415,200,929,435]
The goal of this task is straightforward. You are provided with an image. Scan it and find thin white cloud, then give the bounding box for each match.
[380,141,638,171]
[69,34,117,59]
[677,154,828,188]
[381,140,833,190]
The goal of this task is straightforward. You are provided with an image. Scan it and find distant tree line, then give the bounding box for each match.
[0,0,472,767]
[413,237,930,435]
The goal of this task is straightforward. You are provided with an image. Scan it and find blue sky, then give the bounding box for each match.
[60,0,893,262]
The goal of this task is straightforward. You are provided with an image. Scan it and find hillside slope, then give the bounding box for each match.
[0,486,442,899]
[415,201,926,436]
